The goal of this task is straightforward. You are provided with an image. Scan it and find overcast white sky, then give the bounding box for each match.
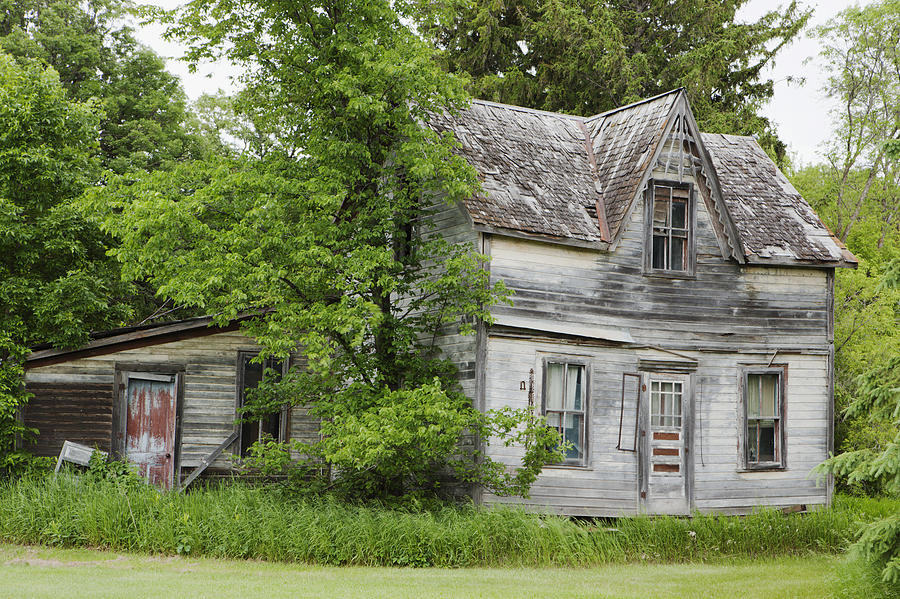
[132,0,869,166]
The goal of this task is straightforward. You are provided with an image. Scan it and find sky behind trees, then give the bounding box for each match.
[132,0,874,166]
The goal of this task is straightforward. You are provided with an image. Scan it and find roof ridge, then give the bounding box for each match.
[469,98,586,121]
[589,88,684,120]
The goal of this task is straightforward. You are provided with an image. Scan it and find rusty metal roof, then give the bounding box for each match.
[427,91,855,267]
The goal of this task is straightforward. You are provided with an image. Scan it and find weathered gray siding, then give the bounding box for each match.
[23,330,316,472]
[476,175,831,515]
[423,200,481,399]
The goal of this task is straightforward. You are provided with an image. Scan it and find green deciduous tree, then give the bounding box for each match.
[0,53,132,476]
[1,0,211,173]
[414,0,809,164]
[84,0,562,498]
[817,0,900,243]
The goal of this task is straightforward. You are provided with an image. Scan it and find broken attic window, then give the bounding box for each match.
[650,181,691,272]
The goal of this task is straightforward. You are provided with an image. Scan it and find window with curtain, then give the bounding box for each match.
[743,368,785,469]
[544,361,588,464]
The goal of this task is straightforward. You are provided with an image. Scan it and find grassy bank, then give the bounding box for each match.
[0,475,895,568]
[0,543,839,599]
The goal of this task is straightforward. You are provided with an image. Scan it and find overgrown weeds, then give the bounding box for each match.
[0,474,894,568]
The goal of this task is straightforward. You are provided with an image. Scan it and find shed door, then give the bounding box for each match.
[124,373,176,490]
[639,373,692,514]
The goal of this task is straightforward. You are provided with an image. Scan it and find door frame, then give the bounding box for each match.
[112,362,185,488]
[637,370,695,514]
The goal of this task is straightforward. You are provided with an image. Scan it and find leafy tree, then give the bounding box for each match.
[0,53,132,477]
[0,0,211,173]
[414,0,810,163]
[817,0,900,242]
[85,0,563,498]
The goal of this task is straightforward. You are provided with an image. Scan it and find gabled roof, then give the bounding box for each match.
[428,90,857,268]
[702,133,856,266]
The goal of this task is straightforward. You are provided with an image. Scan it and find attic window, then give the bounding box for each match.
[646,180,693,275]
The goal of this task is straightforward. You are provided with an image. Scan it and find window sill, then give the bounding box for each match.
[544,463,592,471]
[737,466,787,473]
[643,271,696,280]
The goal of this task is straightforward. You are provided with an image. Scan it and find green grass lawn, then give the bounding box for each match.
[0,543,837,599]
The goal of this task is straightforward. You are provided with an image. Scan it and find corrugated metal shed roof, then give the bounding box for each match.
[428,90,856,267]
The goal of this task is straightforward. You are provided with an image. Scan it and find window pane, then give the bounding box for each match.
[747,421,758,463]
[758,420,777,462]
[546,363,564,410]
[761,375,778,417]
[566,365,583,411]
[671,199,686,229]
[563,413,584,460]
[653,194,670,227]
[546,412,561,429]
[747,375,761,417]
[670,237,685,271]
[652,235,667,269]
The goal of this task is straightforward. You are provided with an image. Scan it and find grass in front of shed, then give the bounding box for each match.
[0,543,838,599]
[0,475,896,568]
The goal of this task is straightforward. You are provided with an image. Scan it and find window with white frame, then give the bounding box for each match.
[650,380,683,428]
[648,180,692,273]
[743,368,786,469]
[543,361,588,464]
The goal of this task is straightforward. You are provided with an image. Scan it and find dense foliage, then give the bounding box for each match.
[83,0,564,498]
[2,473,894,567]
[0,0,212,173]
[0,54,130,476]
[414,0,809,163]
[791,0,900,586]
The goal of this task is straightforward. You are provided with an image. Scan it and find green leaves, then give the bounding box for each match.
[414,0,809,164]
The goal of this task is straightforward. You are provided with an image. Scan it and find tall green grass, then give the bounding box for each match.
[0,475,893,567]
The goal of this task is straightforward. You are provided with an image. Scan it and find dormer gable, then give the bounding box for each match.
[427,90,857,269]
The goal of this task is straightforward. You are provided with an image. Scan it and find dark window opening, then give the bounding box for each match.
[649,182,691,272]
[238,353,287,457]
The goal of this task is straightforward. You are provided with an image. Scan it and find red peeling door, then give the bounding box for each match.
[124,374,176,489]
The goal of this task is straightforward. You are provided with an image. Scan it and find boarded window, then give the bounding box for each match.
[544,361,587,463]
[744,369,785,468]
[238,353,288,457]
[649,182,691,272]
[617,373,641,452]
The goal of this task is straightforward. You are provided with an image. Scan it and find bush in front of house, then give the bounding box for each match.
[1,473,896,568]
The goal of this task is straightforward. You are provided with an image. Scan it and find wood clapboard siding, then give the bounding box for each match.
[480,337,828,516]
[24,330,317,470]
[488,178,829,350]
[423,200,480,399]
[23,382,113,456]
[473,177,831,515]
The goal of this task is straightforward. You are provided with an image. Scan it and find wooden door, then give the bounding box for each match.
[124,373,177,490]
[639,373,692,514]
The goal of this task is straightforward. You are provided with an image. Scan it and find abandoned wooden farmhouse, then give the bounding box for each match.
[23,89,856,515]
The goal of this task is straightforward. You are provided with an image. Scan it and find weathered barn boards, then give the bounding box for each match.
[23,317,317,488]
[426,89,856,515]
[25,89,855,515]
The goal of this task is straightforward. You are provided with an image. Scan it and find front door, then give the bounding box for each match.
[639,373,692,514]
[123,372,177,489]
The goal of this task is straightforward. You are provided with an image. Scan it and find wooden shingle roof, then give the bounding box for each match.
[428,90,856,267]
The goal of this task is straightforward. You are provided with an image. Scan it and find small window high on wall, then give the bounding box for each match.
[237,352,289,457]
[543,359,589,465]
[646,180,693,275]
[742,367,786,470]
